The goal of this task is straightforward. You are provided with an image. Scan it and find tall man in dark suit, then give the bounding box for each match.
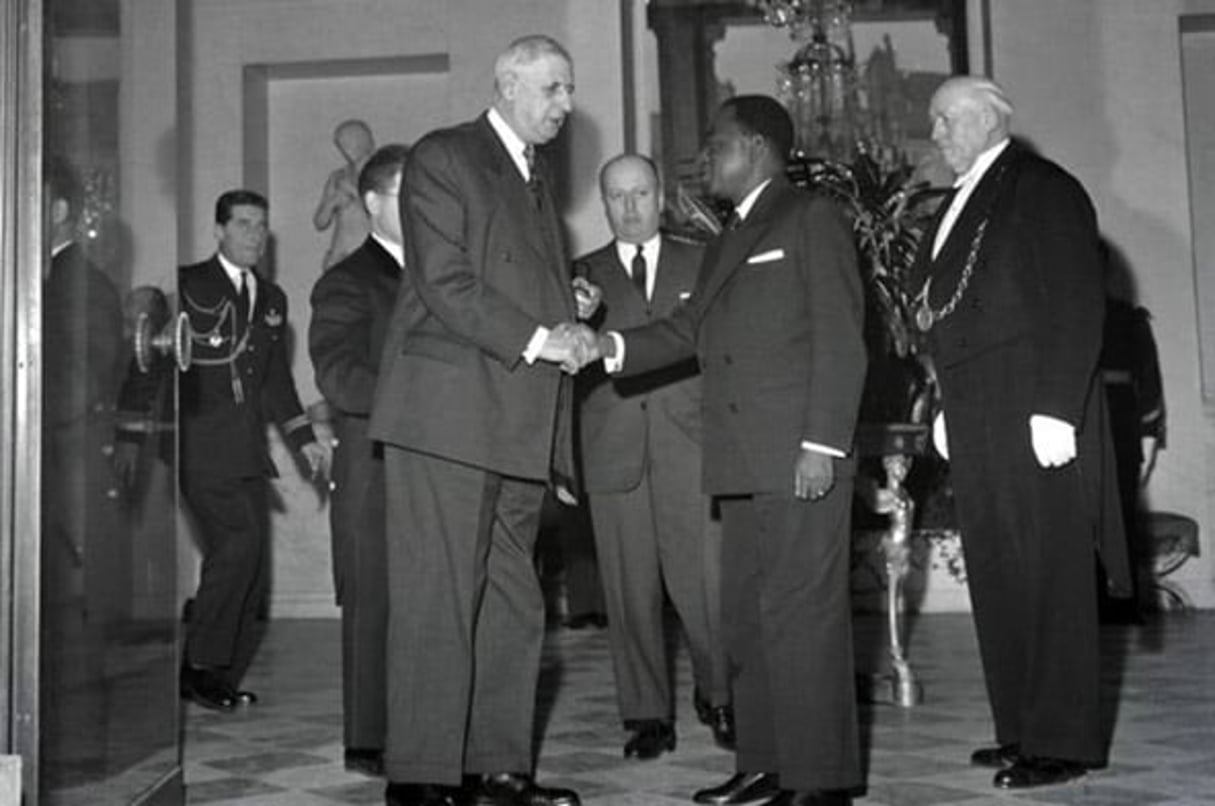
[308,143,410,778]
[575,153,732,761]
[583,96,866,806]
[910,76,1127,790]
[368,34,587,806]
[179,189,330,712]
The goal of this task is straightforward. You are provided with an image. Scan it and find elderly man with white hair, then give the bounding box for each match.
[909,75,1129,790]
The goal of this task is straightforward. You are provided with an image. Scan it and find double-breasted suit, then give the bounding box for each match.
[616,178,866,791]
[368,112,577,785]
[179,256,315,686]
[308,236,401,754]
[910,141,1126,764]
[576,235,728,725]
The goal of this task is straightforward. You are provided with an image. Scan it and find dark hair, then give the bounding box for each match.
[358,143,410,197]
[721,95,795,165]
[45,154,84,223]
[214,189,269,225]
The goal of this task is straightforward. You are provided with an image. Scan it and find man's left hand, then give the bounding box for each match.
[301,440,333,481]
[795,449,835,501]
[1029,414,1076,468]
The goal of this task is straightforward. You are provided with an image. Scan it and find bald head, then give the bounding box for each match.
[929,76,1013,175]
[600,153,662,245]
[334,119,374,163]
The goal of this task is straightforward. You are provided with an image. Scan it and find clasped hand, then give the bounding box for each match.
[539,323,603,374]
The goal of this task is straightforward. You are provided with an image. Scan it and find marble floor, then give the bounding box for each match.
[183,611,1215,806]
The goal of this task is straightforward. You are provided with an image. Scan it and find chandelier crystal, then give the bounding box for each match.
[750,0,905,167]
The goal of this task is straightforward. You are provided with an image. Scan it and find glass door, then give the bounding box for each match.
[6,0,186,802]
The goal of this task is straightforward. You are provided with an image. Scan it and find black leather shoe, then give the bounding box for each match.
[623,720,675,759]
[760,790,852,806]
[694,687,713,725]
[970,742,1020,768]
[468,772,580,806]
[708,705,736,750]
[180,666,236,712]
[563,612,607,630]
[693,773,781,805]
[993,757,1087,789]
[345,747,384,777]
[232,689,258,705]
[385,781,459,806]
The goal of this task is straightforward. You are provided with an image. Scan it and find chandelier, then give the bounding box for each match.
[749,0,905,166]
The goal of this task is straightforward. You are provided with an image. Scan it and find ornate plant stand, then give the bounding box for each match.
[856,422,930,707]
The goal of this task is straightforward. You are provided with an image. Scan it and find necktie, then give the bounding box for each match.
[524,145,542,209]
[235,269,250,325]
[631,244,647,301]
[725,209,742,231]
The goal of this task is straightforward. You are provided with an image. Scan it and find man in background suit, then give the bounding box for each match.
[575,153,732,761]
[309,143,410,777]
[179,189,330,712]
[911,76,1126,790]
[583,96,866,806]
[368,34,587,806]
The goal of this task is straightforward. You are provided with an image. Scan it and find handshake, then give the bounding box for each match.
[539,322,606,374]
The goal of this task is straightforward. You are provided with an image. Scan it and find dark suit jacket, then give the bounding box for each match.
[179,256,315,479]
[308,236,400,602]
[911,142,1129,591]
[618,178,867,495]
[369,112,577,483]
[576,236,704,493]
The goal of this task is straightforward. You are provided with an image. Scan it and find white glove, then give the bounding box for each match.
[1029,414,1076,468]
[932,411,949,460]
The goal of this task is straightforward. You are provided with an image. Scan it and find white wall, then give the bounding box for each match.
[183,0,627,616]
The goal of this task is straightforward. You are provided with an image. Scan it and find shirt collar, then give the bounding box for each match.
[955,138,1010,190]
[216,250,254,286]
[734,178,774,223]
[488,107,530,180]
[372,232,405,268]
[614,233,662,267]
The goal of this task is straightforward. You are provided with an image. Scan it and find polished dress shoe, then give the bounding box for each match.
[384,781,459,805]
[232,688,258,705]
[180,666,236,712]
[345,747,384,777]
[623,720,675,759]
[693,772,781,805]
[760,790,852,806]
[970,742,1020,768]
[467,772,580,806]
[708,705,736,750]
[993,757,1087,789]
[562,612,607,630]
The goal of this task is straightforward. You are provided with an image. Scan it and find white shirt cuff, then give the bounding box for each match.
[523,326,549,365]
[603,331,625,373]
[800,439,846,458]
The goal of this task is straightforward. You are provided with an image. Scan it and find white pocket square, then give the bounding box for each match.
[678,291,692,301]
[747,248,785,265]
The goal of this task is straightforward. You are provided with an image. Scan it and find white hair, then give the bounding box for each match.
[493,34,570,95]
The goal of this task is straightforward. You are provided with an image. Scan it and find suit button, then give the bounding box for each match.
[639,401,647,411]
[729,403,739,413]
[723,355,733,365]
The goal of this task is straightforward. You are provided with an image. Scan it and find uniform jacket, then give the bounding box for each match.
[576,236,704,493]
[369,112,577,484]
[179,256,314,479]
[911,142,1130,591]
[618,177,867,496]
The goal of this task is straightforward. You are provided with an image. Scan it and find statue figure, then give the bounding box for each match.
[314,119,375,271]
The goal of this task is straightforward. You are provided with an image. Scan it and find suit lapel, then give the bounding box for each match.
[696,179,788,312]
